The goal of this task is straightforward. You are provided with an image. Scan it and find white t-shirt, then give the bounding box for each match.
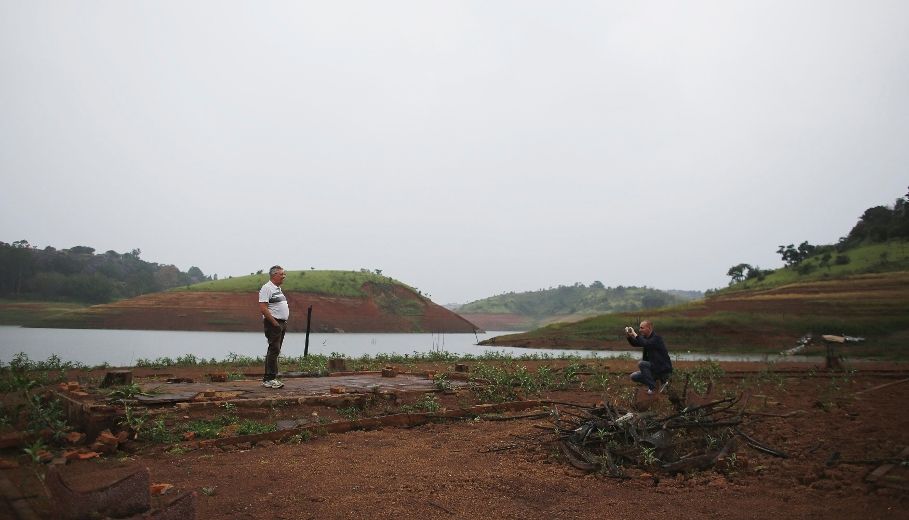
[259,280,290,320]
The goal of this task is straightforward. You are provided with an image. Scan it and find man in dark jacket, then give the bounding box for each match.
[625,320,672,395]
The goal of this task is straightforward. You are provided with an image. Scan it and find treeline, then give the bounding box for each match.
[0,240,210,303]
[842,188,909,245]
[458,282,698,317]
[726,187,909,285]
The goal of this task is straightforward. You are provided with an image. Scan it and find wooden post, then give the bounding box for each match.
[304,305,313,357]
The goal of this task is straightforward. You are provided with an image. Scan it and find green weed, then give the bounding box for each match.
[235,419,277,436]
[401,393,441,413]
[337,406,362,421]
[23,438,48,464]
[26,393,70,441]
[288,431,313,444]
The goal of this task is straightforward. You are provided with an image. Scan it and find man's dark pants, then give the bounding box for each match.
[263,319,287,381]
[630,360,670,391]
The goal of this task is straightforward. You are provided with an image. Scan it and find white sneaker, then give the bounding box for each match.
[646,388,655,395]
[262,379,283,388]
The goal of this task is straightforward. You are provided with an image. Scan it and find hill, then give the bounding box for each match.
[31,270,480,333]
[457,283,701,331]
[483,243,909,359]
[484,190,909,359]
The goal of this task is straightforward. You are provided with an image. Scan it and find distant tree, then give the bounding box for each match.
[187,266,205,282]
[154,265,181,288]
[726,263,752,285]
[590,280,605,289]
[68,246,95,255]
[777,241,816,267]
[745,265,768,281]
[641,292,669,309]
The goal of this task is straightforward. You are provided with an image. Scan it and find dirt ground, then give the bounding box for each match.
[3,359,909,519]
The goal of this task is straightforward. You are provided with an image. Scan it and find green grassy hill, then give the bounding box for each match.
[18,269,480,333]
[459,285,691,315]
[721,242,909,293]
[173,270,413,297]
[457,284,700,330]
[484,241,909,360]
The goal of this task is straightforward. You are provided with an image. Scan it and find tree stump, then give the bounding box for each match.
[100,370,132,388]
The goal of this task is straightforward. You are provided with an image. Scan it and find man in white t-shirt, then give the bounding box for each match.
[258,265,289,388]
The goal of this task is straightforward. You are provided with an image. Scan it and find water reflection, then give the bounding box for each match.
[0,326,820,367]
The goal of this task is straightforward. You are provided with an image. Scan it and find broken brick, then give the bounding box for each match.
[65,431,87,445]
[150,483,174,496]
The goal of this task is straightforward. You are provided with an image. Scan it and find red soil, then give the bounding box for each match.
[43,285,479,333]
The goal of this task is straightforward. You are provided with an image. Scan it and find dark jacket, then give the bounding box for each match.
[626,332,673,375]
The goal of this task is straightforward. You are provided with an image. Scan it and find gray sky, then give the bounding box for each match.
[1,1,907,304]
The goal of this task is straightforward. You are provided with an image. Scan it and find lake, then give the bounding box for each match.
[0,326,817,367]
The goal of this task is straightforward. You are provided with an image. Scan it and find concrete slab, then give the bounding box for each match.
[138,373,464,401]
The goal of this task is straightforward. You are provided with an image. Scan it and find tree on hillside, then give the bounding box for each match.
[777,241,815,267]
[726,263,752,285]
[843,187,909,245]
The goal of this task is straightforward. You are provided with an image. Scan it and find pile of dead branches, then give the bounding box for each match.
[548,396,787,478]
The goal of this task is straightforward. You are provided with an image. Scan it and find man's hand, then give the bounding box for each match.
[624,326,637,338]
[258,302,278,326]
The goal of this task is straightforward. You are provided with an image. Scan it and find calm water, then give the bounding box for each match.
[0,326,817,367]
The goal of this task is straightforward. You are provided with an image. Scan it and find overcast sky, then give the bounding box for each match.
[1,1,907,304]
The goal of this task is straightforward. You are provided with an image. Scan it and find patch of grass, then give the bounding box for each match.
[171,270,410,297]
[288,431,313,444]
[181,419,223,439]
[585,371,611,392]
[107,383,148,400]
[676,360,725,395]
[469,361,578,402]
[401,393,441,413]
[145,417,177,444]
[337,406,362,421]
[235,419,277,436]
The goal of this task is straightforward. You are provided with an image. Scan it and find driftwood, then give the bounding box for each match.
[537,395,785,476]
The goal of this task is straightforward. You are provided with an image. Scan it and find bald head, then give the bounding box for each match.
[639,320,654,338]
